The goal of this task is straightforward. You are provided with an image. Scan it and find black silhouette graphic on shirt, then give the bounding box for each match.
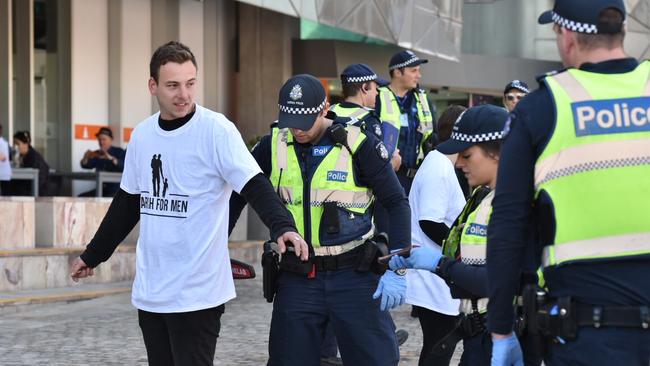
[162,178,169,197]
[151,154,164,197]
[141,153,189,218]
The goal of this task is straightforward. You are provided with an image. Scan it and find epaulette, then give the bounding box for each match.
[270,121,278,129]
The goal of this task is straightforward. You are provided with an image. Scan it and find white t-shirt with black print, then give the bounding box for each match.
[121,104,261,313]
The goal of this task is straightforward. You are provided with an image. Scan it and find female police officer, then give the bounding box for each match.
[389,104,525,365]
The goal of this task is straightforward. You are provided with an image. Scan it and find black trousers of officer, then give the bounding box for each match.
[545,327,650,365]
[138,304,225,366]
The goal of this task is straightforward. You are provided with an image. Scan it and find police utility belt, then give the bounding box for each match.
[397,166,418,179]
[261,234,390,303]
[521,285,650,343]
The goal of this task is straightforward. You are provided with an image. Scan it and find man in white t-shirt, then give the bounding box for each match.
[0,123,11,194]
[69,41,307,366]
[406,105,467,365]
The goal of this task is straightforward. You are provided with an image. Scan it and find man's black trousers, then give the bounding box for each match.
[138,304,225,366]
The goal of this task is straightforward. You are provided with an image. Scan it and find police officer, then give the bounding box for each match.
[502,80,530,113]
[331,64,402,174]
[229,74,411,366]
[390,105,522,365]
[486,1,650,365]
[374,50,435,233]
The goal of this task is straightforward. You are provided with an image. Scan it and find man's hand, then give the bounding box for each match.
[390,149,401,171]
[491,332,523,366]
[70,257,95,282]
[372,270,406,311]
[276,231,309,261]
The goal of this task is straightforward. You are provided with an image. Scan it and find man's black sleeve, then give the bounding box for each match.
[228,135,296,239]
[238,174,296,240]
[355,134,411,250]
[80,189,140,268]
[438,259,488,298]
[419,220,449,245]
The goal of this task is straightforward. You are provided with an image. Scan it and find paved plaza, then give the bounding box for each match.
[0,267,462,365]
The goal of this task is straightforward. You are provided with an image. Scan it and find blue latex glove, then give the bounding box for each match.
[388,254,407,270]
[372,270,406,311]
[491,332,524,366]
[390,246,443,272]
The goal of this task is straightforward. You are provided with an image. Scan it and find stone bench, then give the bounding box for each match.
[0,197,35,250]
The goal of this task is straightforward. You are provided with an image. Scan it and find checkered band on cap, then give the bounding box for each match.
[389,57,421,70]
[344,74,377,83]
[279,98,327,115]
[451,131,504,143]
[552,11,598,34]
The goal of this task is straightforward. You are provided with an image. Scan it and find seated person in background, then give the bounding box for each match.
[0,122,11,195]
[80,127,125,197]
[10,131,50,196]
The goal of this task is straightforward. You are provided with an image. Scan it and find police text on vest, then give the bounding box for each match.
[572,97,650,136]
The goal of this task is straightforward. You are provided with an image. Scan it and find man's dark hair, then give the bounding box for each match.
[342,81,373,99]
[576,8,625,50]
[149,41,197,82]
[389,67,405,79]
[437,105,466,143]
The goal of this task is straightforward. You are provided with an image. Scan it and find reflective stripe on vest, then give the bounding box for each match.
[330,104,371,124]
[269,126,373,247]
[537,61,650,268]
[458,190,494,314]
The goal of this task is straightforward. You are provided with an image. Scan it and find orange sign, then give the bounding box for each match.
[123,127,133,142]
[74,124,107,140]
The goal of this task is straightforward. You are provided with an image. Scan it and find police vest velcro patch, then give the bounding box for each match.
[327,170,348,182]
[572,97,650,136]
[312,145,332,157]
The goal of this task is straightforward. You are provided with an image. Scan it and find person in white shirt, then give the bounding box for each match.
[0,123,11,194]
[69,41,307,366]
[406,106,467,365]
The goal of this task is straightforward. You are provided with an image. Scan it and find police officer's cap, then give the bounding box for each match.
[538,0,625,34]
[340,64,379,84]
[388,50,428,70]
[503,80,530,94]
[436,105,508,155]
[277,74,327,131]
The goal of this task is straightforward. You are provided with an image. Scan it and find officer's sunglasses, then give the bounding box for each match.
[505,93,527,102]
